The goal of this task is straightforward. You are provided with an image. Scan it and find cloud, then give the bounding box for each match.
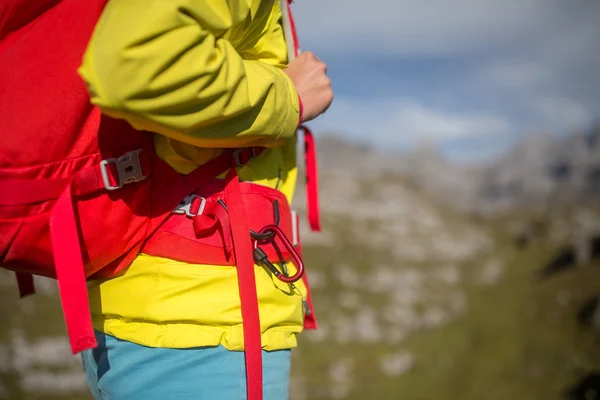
[472,59,596,132]
[312,97,511,147]
[529,96,593,131]
[477,61,554,90]
[391,103,511,141]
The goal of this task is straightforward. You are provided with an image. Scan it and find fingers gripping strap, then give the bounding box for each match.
[224,167,263,400]
[50,181,97,354]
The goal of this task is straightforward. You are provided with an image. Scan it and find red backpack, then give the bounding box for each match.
[0,1,319,399]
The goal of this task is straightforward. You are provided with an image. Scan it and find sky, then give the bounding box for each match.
[291,0,600,163]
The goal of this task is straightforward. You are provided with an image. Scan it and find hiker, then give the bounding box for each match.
[0,0,330,399]
[73,1,333,399]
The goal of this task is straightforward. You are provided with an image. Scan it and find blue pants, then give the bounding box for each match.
[81,331,291,400]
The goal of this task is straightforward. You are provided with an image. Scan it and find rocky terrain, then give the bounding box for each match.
[313,124,600,214]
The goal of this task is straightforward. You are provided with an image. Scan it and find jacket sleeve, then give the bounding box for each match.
[77,0,300,148]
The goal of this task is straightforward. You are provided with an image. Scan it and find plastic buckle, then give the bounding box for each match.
[232,147,257,167]
[173,194,206,217]
[100,149,146,191]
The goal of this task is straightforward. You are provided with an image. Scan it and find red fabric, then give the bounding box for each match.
[49,181,97,352]
[0,178,71,205]
[301,126,321,232]
[300,256,317,329]
[224,166,263,400]
[191,214,218,236]
[287,1,300,57]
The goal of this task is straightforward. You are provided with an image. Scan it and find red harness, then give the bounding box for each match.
[0,0,319,399]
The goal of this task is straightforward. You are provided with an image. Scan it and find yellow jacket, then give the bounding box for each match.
[78,0,308,351]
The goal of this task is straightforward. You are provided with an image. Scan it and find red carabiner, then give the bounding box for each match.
[255,224,305,284]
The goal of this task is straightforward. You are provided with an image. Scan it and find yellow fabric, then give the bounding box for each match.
[78,0,308,351]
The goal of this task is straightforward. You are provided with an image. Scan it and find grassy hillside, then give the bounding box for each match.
[292,208,600,400]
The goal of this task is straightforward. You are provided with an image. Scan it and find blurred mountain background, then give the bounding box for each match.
[2,124,599,399]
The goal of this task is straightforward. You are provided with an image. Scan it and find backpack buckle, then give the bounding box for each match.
[100,149,147,191]
[173,194,206,217]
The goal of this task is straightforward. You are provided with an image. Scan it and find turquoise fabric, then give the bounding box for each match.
[81,330,291,399]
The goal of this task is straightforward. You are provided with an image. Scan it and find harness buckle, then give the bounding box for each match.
[173,195,207,217]
[100,149,147,191]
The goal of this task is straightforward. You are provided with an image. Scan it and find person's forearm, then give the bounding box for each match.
[78,0,301,148]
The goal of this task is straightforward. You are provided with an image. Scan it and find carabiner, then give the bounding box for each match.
[254,224,304,284]
[219,198,280,242]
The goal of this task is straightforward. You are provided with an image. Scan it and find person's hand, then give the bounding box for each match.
[284,51,333,123]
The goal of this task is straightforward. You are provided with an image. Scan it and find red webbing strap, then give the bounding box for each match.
[15,272,35,297]
[286,0,322,232]
[0,150,154,206]
[44,162,119,353]
[301,126,321,231]
[301,272,317,329]
[224,165,263,400]
[50,180,97,354]
[287,0,300,57]
[0,178,71,205]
